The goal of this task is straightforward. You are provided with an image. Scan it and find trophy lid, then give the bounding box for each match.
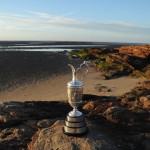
[67,80,84,88]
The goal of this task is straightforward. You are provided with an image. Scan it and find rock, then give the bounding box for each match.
[91,45,150,78]
[144,65,150,79]
[117,45,150,59]
[0,101,70,128]
[82,96,117,117]
[143,81,150,89]
[103,106,135,124]
[83,101,98,111]
[104,107,124,115]
[95,84,112,92]
[70,54,79,59]
[0,101,71,150]
[37,119,55,128]
[0,94,149,150]
[98,75,107,80]
[0,102,29,125]
[28,120,118,150]
[82,99,116,116]
[0,111,25,127]
[139,95,150,109]
[119,81,150,109]
[23,120,38,130]
[0,125,35,150]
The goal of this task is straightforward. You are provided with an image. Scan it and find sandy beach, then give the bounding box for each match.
[0,51,143,102]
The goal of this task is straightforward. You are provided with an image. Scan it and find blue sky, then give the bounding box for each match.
[0,0,150,43]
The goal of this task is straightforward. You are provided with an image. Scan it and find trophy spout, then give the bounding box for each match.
[68,64,78,82]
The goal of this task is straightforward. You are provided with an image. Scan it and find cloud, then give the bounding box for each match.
[28,10,79,18]
[26,11,54,19]
[27,10,85,25]
[59,10,79,17]
[105,20,134,27]
[0,20,4,24]
[0,10,150,39]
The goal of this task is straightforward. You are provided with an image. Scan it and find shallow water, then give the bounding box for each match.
[0,44,107,52]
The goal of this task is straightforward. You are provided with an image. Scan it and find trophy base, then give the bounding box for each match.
[63,114,88,136]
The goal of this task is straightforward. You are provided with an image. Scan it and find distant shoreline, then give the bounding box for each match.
[0,41,142,52]
[0,40,142,46]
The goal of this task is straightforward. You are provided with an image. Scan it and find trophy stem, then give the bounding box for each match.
[74,107,77,113]
[68,107,82,117]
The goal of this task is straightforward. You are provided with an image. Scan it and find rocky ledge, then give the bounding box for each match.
[28,120,118,150]
[0,81,149,150]
[70,44,150,79]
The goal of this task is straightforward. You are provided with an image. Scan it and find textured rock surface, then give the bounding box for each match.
[0,101,69,128]
[28,120,118,150]
[0,125,34,150]
[0,101,70,150]
[82,81,150,150]
[0,95,149,150]
[139,95,150,109]
[90,44,150,79]
[116,45,150,59]
[0,81,149,150]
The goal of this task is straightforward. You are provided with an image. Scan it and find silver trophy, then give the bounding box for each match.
[63,61,89,135]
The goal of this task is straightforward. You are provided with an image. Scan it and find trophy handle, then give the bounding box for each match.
[76,61,89,79]
[68,61,89,81]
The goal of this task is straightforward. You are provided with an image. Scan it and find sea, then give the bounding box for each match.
[0,44,107,52]
[0,41,135,52]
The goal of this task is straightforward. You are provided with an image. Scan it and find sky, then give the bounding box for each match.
[0,0,150,43]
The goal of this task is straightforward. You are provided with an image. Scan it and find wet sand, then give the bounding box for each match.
[0,51,142,102]
[0,68,141,102]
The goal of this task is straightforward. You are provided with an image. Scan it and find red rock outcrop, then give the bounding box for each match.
[116,44,150,59]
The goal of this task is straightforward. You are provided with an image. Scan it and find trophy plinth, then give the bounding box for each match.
[63,61,89,136]
[64,114,87,136]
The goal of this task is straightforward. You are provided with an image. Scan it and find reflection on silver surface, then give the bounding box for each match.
[65,120,86,128]
[64,126,87,134]
[68,88,83,103]
[66,114,84,122]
